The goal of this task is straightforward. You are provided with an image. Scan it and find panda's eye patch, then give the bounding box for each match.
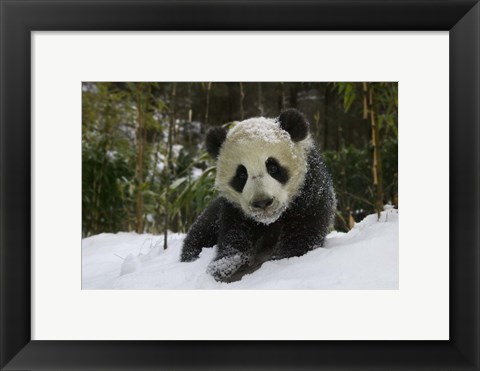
[266,157,289,184]
[229,164,248,193]
[238,169,247,179]
[268,163,278,174]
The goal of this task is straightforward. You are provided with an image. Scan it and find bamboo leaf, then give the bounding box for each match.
[170,177,188,190]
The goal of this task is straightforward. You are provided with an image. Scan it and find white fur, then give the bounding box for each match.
[215,117,313,224]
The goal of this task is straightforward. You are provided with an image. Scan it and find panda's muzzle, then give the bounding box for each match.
[250,197,274,210]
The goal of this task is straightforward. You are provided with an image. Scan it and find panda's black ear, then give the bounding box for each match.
[278,108,309,142]
[206,126,227,158]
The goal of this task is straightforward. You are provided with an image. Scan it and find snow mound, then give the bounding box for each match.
[82,209,398,289]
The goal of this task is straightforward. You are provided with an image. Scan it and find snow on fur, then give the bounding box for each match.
[82,209,398,289]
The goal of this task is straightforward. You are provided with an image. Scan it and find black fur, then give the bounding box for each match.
[229,165,248,193]
[181,146,336,282]
[270,146,336,260]
[278,109,309,142]
[180,198,222,262]
[266,157,289,184]
[206,126,227,158]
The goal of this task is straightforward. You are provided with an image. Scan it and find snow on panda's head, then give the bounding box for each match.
[206,109,313,225]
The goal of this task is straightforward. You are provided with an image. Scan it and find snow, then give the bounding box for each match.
[228,117,291,145]
[82,209,398,289]
[191,167,203,179]
[172,144,183,157]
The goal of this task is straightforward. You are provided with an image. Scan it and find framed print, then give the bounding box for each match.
[80,80,399,290]
[1,0,479,370]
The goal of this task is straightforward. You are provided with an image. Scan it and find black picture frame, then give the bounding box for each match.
[1,1,479,370]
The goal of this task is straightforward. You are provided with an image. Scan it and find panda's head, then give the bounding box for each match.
[206,109,313,225]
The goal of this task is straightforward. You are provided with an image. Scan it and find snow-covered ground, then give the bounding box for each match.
[82,209,398,289]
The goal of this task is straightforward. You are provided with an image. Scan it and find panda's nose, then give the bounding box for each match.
[251,198,274,210]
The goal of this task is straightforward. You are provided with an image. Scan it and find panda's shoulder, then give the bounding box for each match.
[305,145,329,177]
[287,146,330,207]
[217,197,248,220]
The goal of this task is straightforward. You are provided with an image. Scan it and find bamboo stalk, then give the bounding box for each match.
[280,82,286,110]
[258,82,264,116]
[362,82,369,119]
[239,82,245,120]
[188,82,193,147]
[365,83,385,217]
[204,82,212,128]
[135,84,146,234]
[164,82,177,249]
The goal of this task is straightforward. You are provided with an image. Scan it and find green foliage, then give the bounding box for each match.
[335,82,358,112]
[324,136,398,231]
[82,82,397,236]
[82,83,137,236]
[82,142,133,236]
[330,81,398,223]
[334,82,398,136]
[168,159,218,233]
[381,137,398,203]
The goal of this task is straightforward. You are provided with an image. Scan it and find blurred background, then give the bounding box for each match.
[82,82,397,238]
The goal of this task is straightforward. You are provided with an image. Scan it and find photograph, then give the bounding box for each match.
[81,81,398,289]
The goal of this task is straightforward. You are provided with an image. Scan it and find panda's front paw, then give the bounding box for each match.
[207,252,249,282]
[270,251,288,261]
[270,243,319,261]
[270,248,302,261]
[180,249,201,262]
[180,243,202,262]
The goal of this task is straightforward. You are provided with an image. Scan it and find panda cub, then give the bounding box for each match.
[180,109,336,282]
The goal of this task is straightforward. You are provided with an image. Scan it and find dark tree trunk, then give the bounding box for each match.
[278,82,286,111]
[289,84,299,108]
[324,84,329,151]
[187,82,193,147]
[135,84,146,234]
[239,82,245,120]
[363,82,384,216]
[204,82,212,129]
[257,82,264,116]
[336,98,344,153]
[164,83,177,249]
